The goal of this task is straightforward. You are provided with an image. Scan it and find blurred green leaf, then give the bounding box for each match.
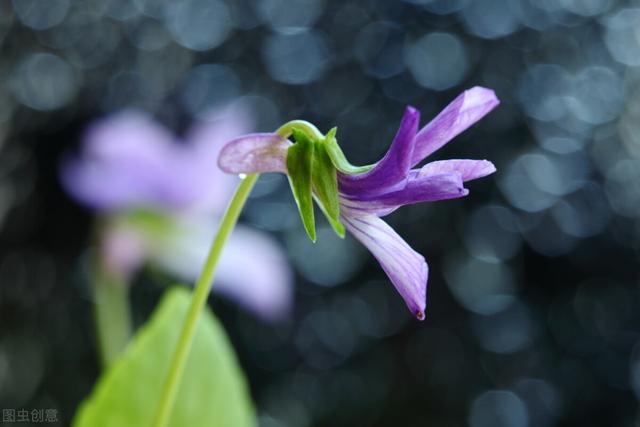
[287,128,316,242]
[312,142,345,238]
[73,287,254,427]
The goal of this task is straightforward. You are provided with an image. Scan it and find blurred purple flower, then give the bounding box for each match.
[61,105,293,321]
[218,87,499,319]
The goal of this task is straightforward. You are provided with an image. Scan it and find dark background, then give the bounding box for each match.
[1,0,639,426]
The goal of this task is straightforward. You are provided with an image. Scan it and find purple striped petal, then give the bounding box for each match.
[420,159,496,182]
[341,209,428,319]
[218,133,291,174]
[338,106,420,196]
[411,87,499,166]
[341,173,468,215]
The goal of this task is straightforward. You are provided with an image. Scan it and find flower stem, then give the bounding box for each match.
[151,173,259,427]
[276,120,324,140]
[93,269,132,368]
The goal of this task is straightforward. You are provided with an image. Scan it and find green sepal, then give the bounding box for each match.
[324,127,374,175]
[312,142,345,238]
[286,128,316,242]
[313,194,345,238]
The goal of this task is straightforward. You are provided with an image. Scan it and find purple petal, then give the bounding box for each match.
[61,111,198,212]
[420,159,496,182]
[218,133,291,174]
[341,209,427,319]
[186,102,254,152]
[62,107,256,214]
[151,217,293,321]
[341,173,468,216]
[83,110,175,161]
[411,87,499,166]
[216,224,293,321]
[338,106,420,196]
[180,104,254,214]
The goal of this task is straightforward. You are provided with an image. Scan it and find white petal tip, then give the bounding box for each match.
[463,88,501,115]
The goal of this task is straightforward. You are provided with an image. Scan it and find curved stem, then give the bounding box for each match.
[151,173,259,427]
[93,268,132,368]
[276,120,324,140]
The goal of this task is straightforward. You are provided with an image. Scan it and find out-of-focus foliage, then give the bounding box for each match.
[73,287,254,427]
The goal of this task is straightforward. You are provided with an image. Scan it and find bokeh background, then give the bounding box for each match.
[1,0,640,425]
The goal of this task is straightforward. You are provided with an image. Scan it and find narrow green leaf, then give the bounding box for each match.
[324,127,375,175]
[312,142,345,238]
[286,128,316,242]
[73,287,254,427]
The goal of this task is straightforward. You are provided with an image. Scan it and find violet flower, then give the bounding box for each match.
[61,105,292,321]
[218,87,499,319]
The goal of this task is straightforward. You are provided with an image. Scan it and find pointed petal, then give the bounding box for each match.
[218,133,291,174]
[420,159,496,182]
[338,106,420,196]
[341,209,428,319]
[341,173,468,215]
[411,87,499,166]
[151,217,293,321]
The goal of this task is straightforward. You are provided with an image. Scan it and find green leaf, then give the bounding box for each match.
[73,287,254,427]
[312,142,345,238]
[287,128,316,242]
[324,127,374,175]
